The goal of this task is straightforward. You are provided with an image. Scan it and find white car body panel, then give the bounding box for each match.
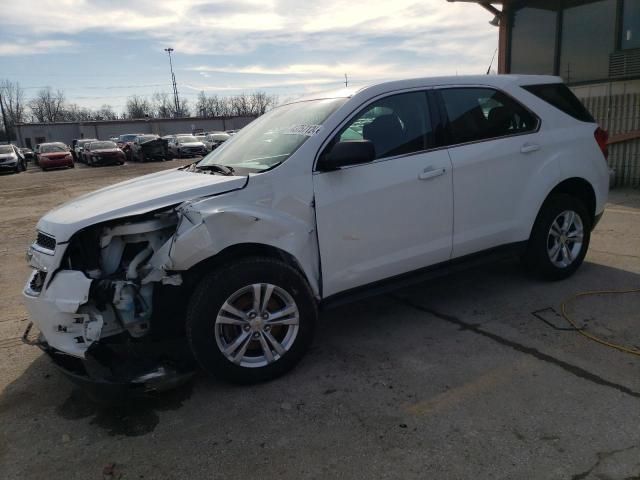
[446,133,556,257]
[23,74,609,360]
[313,149,453,297]
[24,270,97,356]
[37,169,247,243]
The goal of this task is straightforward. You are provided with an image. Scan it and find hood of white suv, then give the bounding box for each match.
[37,168,247,242]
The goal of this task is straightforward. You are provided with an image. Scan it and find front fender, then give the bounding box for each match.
[166,201,320,296]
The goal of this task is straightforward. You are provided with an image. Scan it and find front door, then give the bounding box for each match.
[313,90,454,297]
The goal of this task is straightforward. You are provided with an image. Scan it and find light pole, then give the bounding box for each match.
[164,47,180,117]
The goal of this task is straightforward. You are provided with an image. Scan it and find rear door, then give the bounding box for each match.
[313,90,453,297]
[437,87,544,258]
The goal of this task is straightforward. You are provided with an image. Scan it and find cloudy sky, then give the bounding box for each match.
[0,0,497,111]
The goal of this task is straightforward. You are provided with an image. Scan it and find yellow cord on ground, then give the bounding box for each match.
[560,288,640,356]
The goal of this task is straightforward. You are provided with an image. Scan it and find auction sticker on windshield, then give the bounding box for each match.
[280,124,323,136]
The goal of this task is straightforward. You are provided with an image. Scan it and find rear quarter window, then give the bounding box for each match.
[439,87,538,145]
[522,83,595,123]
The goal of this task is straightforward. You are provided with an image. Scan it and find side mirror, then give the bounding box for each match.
[317,140,375,171]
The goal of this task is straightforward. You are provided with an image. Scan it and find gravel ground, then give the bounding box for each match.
[0,160,639,479]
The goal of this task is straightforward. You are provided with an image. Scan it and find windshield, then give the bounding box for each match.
[0,146,13,154]
[198,98,346,172]
[119,134,138,142]
[208,133,229,141]
[177,136,199,144]
[78,139,96,147]
[137,136,158,143]
[41,144,67,153]
[90,141,117,150]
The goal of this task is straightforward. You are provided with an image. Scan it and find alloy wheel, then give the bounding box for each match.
[214,283,300,368]
[547,210,584,268]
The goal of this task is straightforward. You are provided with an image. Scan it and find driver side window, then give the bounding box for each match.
[337,91,433,160]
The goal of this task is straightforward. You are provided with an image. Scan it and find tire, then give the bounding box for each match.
[523,194,591,280]
[69,162,75,169]
[186,257,317,384]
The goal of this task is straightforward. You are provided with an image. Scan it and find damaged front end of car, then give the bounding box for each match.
[23,208,197,394]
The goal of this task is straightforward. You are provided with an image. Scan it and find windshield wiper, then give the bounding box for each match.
[195,163,235,176]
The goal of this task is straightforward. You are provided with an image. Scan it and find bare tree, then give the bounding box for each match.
[249,91,277,115]
[0,80,26,140]
[151,92,173,118]
[126,95,152,119]
[96,104,118,121]
[230,93,252,116]
[175,96,190,118]
[28,87,65,122]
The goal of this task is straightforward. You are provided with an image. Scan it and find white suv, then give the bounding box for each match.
[23,75,609,386]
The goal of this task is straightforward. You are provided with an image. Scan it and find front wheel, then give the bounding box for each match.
[523,194,591,280]
[186,257,317,384]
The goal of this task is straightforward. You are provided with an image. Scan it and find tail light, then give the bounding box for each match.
[594,127,609,161]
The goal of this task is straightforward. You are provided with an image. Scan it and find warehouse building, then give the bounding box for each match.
[15,115,256,150]
[450,0,640,186]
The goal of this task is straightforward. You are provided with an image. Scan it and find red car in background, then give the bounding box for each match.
[38,143,74,171]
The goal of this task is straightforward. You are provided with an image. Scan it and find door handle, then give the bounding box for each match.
[520,143,540,154]
[418,167,446,180]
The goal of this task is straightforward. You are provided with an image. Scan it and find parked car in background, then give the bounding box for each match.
[203,132,231,151]
[0,144,27,173]
[225,129,239,136]
[38,143,74,171]
[33,144,42,165]
[168,134,207,157]
[20,147,34,162]
[83,141,126,166]
[130,135,171,162]
[117,133,144,161]
[73,139,98,163]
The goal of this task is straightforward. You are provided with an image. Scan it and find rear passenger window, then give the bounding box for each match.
[440,88,538,145]
[522,83,595,123]
[337,91,433,160]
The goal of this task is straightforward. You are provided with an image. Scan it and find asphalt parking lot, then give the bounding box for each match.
[0,161,639,479]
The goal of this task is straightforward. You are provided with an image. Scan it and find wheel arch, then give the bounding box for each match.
[545,177,596,224]
[184,242,318,297]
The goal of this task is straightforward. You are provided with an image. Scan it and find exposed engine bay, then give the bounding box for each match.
[70,212,181,342]
[24,210,197,393]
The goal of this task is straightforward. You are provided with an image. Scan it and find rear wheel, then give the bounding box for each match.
[186,257,317,384]
[523,194,591,280]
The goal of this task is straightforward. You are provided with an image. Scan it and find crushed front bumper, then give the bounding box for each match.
[24,325,195,397]
[23,264,195,394]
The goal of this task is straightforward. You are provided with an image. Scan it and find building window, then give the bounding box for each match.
[622,0,640,50]
[510,7,558,75]
[559,0,617,83]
